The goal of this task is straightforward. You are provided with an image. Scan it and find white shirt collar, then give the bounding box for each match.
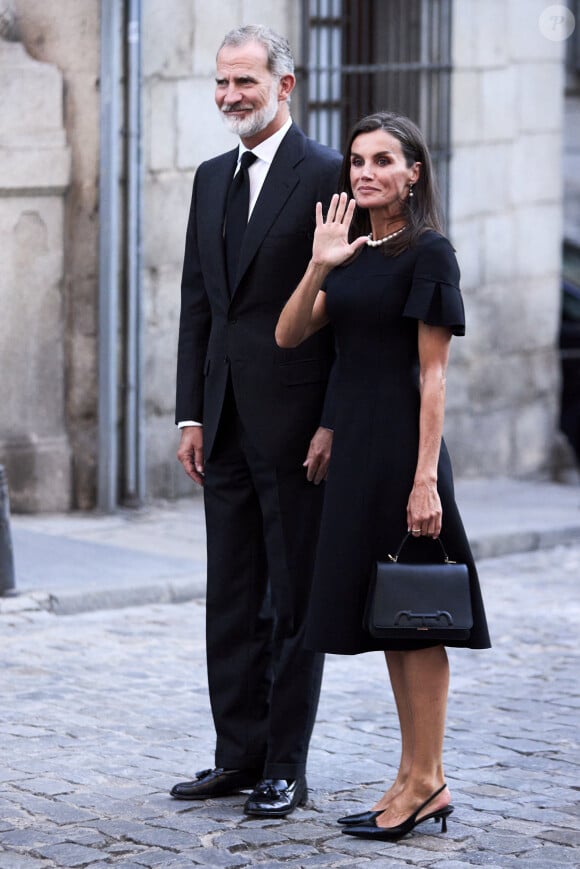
[238,117,292,166]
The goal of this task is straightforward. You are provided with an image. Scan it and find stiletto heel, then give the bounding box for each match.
[434,807,453,833]
[342,784,453,841]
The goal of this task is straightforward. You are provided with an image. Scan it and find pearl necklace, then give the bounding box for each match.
[366,225,406,247]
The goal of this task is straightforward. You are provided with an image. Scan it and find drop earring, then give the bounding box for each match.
[408,183,414,199]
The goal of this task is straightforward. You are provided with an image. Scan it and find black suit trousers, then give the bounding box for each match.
[203,378,325,779]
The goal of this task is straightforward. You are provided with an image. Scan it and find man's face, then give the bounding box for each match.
[215,41,282,140]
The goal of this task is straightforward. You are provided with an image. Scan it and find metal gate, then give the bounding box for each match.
[299,0,452,216]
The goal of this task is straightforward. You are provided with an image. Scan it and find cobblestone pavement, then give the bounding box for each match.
[1,545,579,869]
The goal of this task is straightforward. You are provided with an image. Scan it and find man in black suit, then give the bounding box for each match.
[171,25,341,818]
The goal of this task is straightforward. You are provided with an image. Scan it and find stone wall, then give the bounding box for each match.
[447,0,565,477]
[0,23,72,510]
[15,0,101,509]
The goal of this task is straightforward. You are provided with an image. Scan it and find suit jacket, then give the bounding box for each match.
[176,123,342,464]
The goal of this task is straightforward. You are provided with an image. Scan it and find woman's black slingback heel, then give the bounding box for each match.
[337,809,381,825]
[341,783,454,840]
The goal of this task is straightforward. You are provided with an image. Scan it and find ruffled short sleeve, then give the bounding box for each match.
[403,233,465,336]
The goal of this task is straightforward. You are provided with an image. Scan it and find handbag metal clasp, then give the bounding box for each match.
[394,610,454,629]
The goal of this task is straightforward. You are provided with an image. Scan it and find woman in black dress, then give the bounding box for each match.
[276,113,490,841]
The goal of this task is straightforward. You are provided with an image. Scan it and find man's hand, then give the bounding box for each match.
[177,426,205,486]
[303,426,333,484]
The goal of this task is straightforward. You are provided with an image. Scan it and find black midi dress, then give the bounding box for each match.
[304,230,491,654]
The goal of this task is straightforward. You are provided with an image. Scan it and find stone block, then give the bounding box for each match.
[63,194,99,282]
[445,363,470,414]
[451,0,476,69]
[36,844,109,867]
[144,345,178,419]
[61,70,99,182]
[69,424,97,511]
[0,24,75,513]
[142,0,195,78]
[145,264,183,333]
[450,143,511,221]
[481,66,518,143]
[479,274,560,355]
[517,61,565,133]
[147,80,176,171]
[512,398,559,475]
[468,352,526,411]
[16,0,99,73]
[448,217,484,291]
[0,41,64,143]
[0,146,71,193]
[529,347,560,397]
[446,408,513,477]
[453,0,509,69]
[176,77,234,169]
[191,0,235,76]
[66,332,98,421]
[144,266,182,417]
[65,276,97,339]
[478,143,512,214]
[240,0,295,42]
[510,132,563,206]
[514,203,563,278]
[518,273,562,348]
[0,198,67,433]
[464,289,505,355]
[0,436,72,513]
[482,211,518,284]
[449,146,477,223]
[142,174,194,270]
[0,41,71,193]
[451,70,481,145]
[508,0,568,63]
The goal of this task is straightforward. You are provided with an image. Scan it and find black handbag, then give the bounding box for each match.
[364,533,473,640]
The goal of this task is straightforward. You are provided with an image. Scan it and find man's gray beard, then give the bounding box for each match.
[221,87,280,138]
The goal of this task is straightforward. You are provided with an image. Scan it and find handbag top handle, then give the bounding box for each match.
[388,533,457,564]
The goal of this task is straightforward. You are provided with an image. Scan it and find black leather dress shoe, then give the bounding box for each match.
[243,777,307,817]
[170,767,261,800]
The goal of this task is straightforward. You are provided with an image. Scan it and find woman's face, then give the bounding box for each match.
[349,129,420,216]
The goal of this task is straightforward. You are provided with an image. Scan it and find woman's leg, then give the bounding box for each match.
[376,644,451,827]
[370,651,413,810]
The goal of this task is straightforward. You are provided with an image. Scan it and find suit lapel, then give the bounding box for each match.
[232,125,306,298]
[199,149,237,299]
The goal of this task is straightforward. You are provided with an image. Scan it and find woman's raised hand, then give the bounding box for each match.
[312,193,368,268]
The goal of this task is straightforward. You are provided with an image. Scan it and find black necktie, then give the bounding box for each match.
[225,151,257,291]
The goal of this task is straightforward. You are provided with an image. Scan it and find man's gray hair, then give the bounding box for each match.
[218,25,295,78]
